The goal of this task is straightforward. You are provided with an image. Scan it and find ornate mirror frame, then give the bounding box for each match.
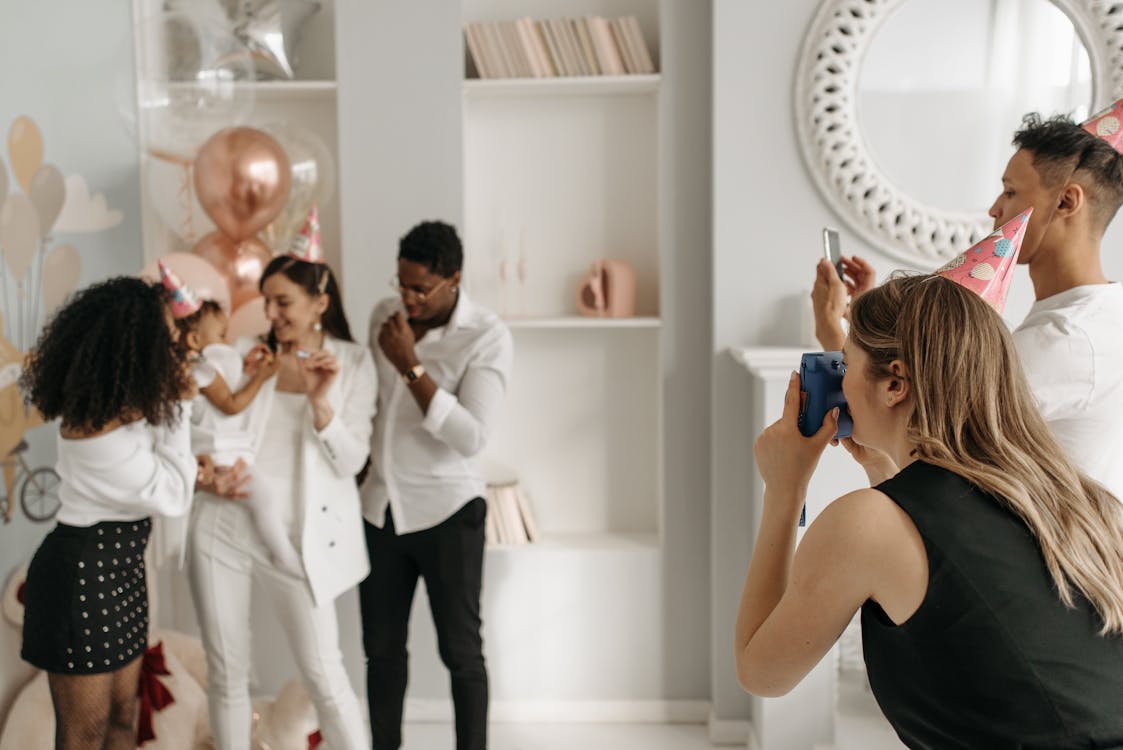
[794,0,1123,265]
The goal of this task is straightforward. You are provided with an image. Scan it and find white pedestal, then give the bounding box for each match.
[729,347,870,750]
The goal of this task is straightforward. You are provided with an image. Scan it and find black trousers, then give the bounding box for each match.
[359,497,488,750]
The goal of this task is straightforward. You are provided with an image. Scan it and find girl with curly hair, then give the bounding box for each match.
[19,275,198,750]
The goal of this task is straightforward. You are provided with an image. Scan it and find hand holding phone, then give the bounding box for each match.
[822,227,844,281]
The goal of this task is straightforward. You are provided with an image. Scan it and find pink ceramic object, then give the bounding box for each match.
[576,259,636,318]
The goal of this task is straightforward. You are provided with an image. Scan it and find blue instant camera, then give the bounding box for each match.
[798,352,853,440]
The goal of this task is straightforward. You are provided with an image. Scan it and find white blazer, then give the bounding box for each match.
[197,335,378,607]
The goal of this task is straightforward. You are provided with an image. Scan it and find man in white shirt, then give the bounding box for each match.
[813,111,1123,501]
[359,220,513,750]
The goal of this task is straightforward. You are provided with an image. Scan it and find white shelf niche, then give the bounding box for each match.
[464,74,659,96]
[463,91,659,319]
[482,329,660,537]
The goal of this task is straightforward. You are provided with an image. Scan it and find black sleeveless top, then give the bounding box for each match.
[862,461,1123,750]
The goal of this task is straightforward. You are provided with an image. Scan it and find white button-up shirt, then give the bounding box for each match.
[362,291,513,533]
[1014,282,1123,501]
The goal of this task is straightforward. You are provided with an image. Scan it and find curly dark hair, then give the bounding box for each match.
[172,299,223,340]
[1013,113,1123,230]
[20,276,191,432]
[259,256,354,350]
[399,220,463,277]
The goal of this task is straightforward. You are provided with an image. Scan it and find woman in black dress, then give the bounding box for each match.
[736,274,1123,749]
[19,277,197,750]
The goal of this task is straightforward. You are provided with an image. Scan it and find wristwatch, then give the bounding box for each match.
[402,364,425,385]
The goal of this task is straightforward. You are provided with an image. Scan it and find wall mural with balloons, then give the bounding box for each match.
[0,0,146,727]
[0,116,129,524]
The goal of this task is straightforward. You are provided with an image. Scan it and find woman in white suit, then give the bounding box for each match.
[188,242,376,750]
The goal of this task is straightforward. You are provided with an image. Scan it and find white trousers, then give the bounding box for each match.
[188,496,367,750]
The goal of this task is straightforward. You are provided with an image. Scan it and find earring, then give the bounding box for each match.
[313,321,322,332]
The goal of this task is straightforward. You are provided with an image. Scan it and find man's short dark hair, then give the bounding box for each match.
[1013,112,1123,231]
[398,220,463,278]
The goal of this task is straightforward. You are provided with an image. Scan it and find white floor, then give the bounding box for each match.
[400,672,905,750]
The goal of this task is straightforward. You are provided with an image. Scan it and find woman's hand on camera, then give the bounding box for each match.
[835,437,898,486]
[754,372,838,501]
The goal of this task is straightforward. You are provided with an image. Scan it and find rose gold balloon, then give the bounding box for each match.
[193,127,291,241]
[191,231,273,311]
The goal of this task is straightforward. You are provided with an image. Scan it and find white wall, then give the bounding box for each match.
[711,0,1123,733]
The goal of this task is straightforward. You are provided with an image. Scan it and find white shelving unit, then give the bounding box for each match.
[462,1,663,548]
[133,0,342,272]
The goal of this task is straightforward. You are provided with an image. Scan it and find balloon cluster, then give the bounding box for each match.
[134,11,335,342]
[0,117,81,351]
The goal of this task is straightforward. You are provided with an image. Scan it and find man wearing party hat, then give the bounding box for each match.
[816,103,1123,500]
[987,103,1123,501]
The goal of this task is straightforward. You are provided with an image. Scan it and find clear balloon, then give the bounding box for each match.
[7,117,43,195]
[194,127,291,241]
[139,252,232,314]
[28,165,66,238]
[144,152,215,243]
[0,194,40,281]
[191,231,273,311]
[41,244,81,314]
[133,11,256,162]
[259,122,335,251]
[226,296,270,343]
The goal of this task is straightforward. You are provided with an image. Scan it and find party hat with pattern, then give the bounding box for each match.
[287,204,325,263]
[934,207,1032,314]
[1082,98,1123,153]
[158,260,203,318]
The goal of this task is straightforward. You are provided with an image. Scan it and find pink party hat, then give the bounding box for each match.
[934,207,1032,314]
[287,204,325,263]
[158,260,203,318]
[1082,99,1123,153]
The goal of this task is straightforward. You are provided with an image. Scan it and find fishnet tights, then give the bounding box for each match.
[47,655,143,750]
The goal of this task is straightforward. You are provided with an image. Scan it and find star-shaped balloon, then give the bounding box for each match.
[224,0,321,80]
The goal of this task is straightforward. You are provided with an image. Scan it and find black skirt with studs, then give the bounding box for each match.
[22,518,151,674]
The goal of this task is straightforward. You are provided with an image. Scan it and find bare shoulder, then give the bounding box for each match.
[804,488,928,623]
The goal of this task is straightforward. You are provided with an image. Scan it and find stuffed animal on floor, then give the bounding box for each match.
[0,562,324,750]
[0,565,212,749]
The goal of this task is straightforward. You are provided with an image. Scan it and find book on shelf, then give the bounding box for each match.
[484,481,540,546]
[463,15,655,80]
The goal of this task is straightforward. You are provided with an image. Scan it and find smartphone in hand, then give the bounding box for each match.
[822,227,844,280]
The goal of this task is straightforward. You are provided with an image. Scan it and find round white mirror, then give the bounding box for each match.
[796,0,1123,265]
[860,0,1091,214]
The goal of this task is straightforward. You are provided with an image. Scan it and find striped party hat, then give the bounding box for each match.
[158,260,203,318]
[287,204,325,263]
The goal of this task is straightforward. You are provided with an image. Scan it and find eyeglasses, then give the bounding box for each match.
[389,275,451,303]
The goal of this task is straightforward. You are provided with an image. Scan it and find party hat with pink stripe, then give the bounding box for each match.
[1082,98,1123,153]
[158,260,203,318]
[934,207,1032,314]
[287,204,325,263]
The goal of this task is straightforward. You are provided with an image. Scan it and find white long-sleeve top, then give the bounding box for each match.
[361,292,513,533]
[55,403,197,527]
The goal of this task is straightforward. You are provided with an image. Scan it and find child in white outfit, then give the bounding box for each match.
[179,300,304,576]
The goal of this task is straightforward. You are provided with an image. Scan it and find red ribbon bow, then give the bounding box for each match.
[308,729,324,749]
[135,641,176,746]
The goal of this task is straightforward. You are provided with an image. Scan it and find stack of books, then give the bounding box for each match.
[485,480,540,546]
[464,15,656,79]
